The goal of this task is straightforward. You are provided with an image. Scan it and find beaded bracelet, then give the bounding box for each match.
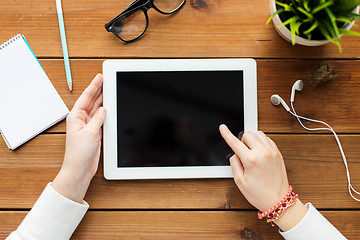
[258,185,293,219]
[258,185,299,226]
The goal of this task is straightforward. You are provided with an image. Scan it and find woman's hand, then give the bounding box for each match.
[219,124,289,212]
[52,74,106,203]
[219,124,307,231]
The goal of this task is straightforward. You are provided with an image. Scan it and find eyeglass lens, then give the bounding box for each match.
[153,0,185,13]
[113,10,147,41]
[113,0,185,41]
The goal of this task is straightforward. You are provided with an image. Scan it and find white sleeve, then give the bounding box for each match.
[6,182,89,240]
[279,202,346,240]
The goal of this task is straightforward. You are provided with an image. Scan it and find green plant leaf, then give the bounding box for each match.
[303,0,311,12]
[275,1,294,11]
[294,21,302,35]
[339,28,360,36]
[318,21,343,52]
[331,0,360,15]
[322,18,338,39]
[347,12,360,19]
[336,17,353,24]
[318,22,336,43]
[267,8,285,25]
[297,6,313,20]
[311,1,334,14]
[325,8,340,37]
[303,19,319,34]
[277,16,300,28]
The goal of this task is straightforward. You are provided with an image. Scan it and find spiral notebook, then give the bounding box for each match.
[0,34,69,150]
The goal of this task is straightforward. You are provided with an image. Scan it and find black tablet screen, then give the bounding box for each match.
[117,71,244,167]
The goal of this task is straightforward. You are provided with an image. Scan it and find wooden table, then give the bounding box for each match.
[1,0,360,239]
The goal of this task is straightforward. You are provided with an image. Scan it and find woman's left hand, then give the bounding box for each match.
[52,73,106,203]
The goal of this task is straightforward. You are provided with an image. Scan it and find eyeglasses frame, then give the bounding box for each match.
[105,0,186,42]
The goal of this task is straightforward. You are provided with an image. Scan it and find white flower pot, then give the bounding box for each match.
[269,0,360,46]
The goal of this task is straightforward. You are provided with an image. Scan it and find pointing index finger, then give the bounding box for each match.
[219,124,249,160]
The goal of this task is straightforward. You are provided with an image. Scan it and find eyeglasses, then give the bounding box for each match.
[105,0,186,42]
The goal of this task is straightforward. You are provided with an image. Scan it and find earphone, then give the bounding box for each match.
[271,80,360,202]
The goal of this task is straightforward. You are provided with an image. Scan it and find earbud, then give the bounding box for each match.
[271,80,303,112]
[290,80,304,102]
[270,94,290,112]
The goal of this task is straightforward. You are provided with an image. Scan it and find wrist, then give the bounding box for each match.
[274,199,308,232]
[258,186,308,232]
[52,167,93,203]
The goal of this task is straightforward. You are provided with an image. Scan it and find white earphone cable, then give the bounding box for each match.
[289,102,360,202]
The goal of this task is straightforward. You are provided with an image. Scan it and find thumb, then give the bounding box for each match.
[86,107,106,133]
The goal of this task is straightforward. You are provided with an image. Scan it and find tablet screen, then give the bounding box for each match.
[117,71,244,167]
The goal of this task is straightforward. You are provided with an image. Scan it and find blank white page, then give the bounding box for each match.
[0,34,69,150]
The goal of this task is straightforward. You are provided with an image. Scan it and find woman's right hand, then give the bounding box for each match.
[219,124,307,231]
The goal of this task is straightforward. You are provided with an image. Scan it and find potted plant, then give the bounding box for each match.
[267,0,360,51]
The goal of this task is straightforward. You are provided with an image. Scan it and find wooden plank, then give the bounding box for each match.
[257,59,360,133]
[1,211,359,239]
[1,0,360,59]
[1,134,359,209]
[40,59,360,133]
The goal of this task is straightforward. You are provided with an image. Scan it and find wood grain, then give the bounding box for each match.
[0,0,360,59]
[1,134,359,209]
[37,59,360,133]
[1,211,359,239]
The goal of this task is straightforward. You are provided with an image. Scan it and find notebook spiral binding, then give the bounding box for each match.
[0,34,21,51]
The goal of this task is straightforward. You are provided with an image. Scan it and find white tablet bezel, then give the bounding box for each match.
[103,59,257,180]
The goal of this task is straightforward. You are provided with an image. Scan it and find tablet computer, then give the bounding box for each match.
[103,59,257,180]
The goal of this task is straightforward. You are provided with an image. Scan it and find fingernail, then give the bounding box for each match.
[219,124,227,131]
[98,107,106,115]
